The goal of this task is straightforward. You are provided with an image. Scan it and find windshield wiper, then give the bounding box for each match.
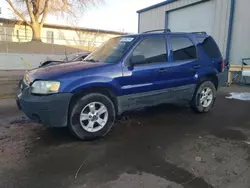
[84,59,100,62]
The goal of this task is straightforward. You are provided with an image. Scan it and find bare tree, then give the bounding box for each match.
[6,0,99,41]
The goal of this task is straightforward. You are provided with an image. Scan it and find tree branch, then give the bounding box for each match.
[6,0,31,25]
[39,10,44,16]
[26,0,36,23]
[37,0,41,18]
[31,0,39,19]
[40,0,49,26]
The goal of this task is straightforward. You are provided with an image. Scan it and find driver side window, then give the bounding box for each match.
[131,36,167,65]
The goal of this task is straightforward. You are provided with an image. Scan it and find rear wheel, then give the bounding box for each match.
[190,81,216,113]
[69,93,116,140]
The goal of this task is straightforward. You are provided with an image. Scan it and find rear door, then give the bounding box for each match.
[162,35,202,99]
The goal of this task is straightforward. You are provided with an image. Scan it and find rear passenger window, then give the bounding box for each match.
[170,36,197,61]
[197,36,221,58]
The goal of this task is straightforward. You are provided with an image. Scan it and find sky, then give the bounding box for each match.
[1,0,164,33]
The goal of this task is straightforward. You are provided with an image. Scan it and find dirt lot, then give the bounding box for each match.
[0,86,250,188]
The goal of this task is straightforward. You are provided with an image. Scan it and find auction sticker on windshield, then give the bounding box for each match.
[120,37,134,42]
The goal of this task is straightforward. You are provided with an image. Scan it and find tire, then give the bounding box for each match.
[190,81,216,113]
[69,93,116,140]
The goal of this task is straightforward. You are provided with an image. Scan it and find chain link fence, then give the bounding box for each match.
[0,32,109,96]
[0,33,103,70]
[0,33,103,54]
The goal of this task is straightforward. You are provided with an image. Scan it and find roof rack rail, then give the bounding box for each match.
[191,31,207,34]
[143,29,171,33]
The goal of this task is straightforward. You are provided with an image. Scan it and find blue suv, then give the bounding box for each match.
[16,30,225,140]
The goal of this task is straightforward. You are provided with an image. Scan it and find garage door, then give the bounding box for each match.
[167,1,215,34]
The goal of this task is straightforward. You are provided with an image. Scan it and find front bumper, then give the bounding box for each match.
[16,85,73,127]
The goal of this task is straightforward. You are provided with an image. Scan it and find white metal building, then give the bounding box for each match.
[137,0,250,66]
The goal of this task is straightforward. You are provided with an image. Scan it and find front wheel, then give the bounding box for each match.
[190,81,216,113]
[69,93,116,140]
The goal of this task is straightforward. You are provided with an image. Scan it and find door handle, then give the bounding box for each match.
[193,65,201,69]
[159,68,168,72]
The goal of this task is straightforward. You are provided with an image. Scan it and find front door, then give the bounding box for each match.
[159,34,200,100]
[119,35,169,110]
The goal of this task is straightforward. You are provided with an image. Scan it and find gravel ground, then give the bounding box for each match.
[0,86,250,188]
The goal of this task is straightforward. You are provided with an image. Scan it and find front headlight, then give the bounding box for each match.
[31,81,60,94]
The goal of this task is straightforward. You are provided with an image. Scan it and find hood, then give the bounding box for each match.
[26,61,104,83]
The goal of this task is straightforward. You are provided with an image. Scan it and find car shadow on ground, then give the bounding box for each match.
[25,102,191,143]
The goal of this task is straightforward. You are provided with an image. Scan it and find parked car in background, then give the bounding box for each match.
[16,30,226,140]
[17,52,90,88]
[39,52,91,67]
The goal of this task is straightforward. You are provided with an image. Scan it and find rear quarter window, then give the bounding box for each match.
[197,36,221,58]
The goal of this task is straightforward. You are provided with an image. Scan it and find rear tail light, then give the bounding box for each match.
[222,59,225,72]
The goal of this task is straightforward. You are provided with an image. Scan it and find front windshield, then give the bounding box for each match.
[63,53,80,62]
[84,36,136,63]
